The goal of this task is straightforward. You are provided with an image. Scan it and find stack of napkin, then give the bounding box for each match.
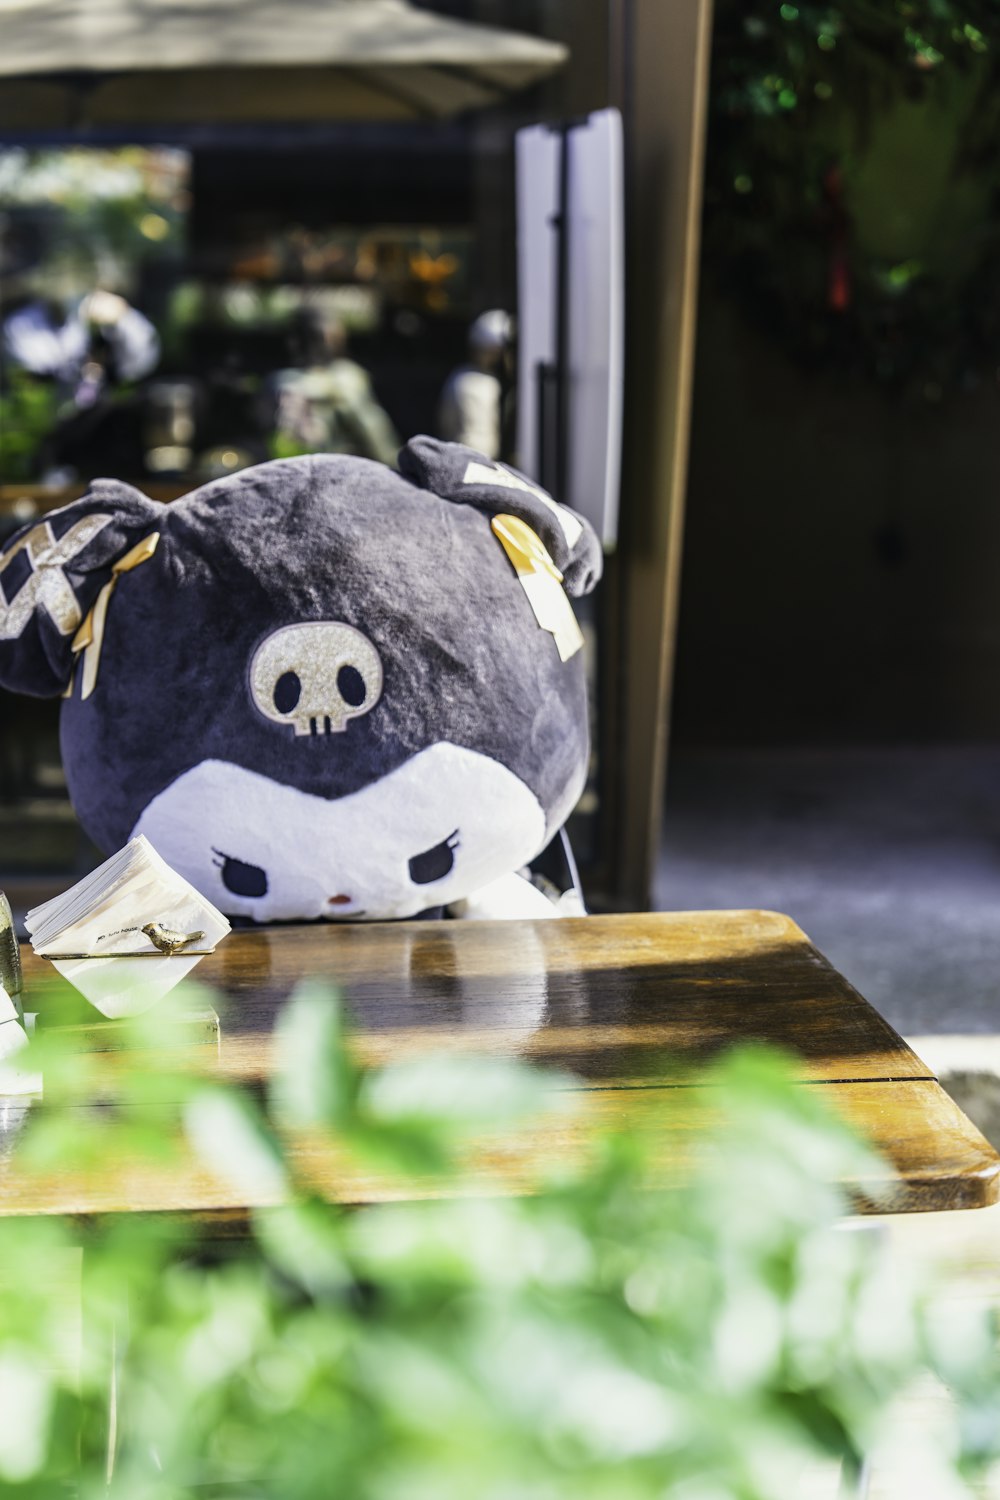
[27,836,230,1018]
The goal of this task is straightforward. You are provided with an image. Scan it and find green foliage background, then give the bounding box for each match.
[706,1,1000,396]
[0,980,998,1496]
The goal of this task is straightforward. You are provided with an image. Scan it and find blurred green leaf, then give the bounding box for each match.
[252,1199,350,1297]
[0,983,993,1497]
[0,1355,52,1481]
[185,1087,287,1200]
[360,1050,576,1132]
[270,979,359,1131]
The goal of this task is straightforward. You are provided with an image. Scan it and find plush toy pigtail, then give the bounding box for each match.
[397,436,603,597]
[0,480,163,698]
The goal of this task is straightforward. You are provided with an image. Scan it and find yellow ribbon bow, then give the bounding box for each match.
[491,513,584,663]
[69,532,160,700]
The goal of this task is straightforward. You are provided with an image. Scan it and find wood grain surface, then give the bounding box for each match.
[11,909,1000,1218]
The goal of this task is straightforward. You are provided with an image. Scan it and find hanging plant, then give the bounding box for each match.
[705,1,1000,398]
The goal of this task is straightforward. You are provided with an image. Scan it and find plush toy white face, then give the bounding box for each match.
[132,742,547,922]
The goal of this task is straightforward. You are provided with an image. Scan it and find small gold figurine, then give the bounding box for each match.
[142,923,206,956]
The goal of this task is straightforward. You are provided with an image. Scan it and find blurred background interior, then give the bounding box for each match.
[3,0,1000,1035]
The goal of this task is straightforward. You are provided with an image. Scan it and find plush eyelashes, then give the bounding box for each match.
[212,848,268,898]
[408,830,460,885]
[210,829,460,902]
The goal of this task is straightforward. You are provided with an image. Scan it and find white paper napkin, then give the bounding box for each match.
[26,837,230,1018]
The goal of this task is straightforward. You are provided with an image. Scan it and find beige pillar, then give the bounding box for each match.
[607,0,714,909]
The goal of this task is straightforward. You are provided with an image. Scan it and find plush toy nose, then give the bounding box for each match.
[327,894,352,906]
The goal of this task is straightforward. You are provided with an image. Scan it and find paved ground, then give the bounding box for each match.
[655,750,1000,1496]
[654,747,1000,1036]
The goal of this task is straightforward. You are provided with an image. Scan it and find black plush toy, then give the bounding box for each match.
[0,439,601,922]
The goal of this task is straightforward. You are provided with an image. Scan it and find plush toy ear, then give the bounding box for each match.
[0,480,162,698]
[398,437,603,597]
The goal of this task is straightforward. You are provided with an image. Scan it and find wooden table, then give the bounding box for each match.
[10,909,1000,1219]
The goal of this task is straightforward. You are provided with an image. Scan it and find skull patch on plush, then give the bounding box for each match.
[0,438,602,922]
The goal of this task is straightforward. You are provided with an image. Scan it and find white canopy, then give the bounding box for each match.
[0,0,568,127]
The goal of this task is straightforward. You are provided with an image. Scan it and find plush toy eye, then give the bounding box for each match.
[337,664,367,707]
[273,671,301,714]
[212,848,269,898]
[408,830,460,885]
